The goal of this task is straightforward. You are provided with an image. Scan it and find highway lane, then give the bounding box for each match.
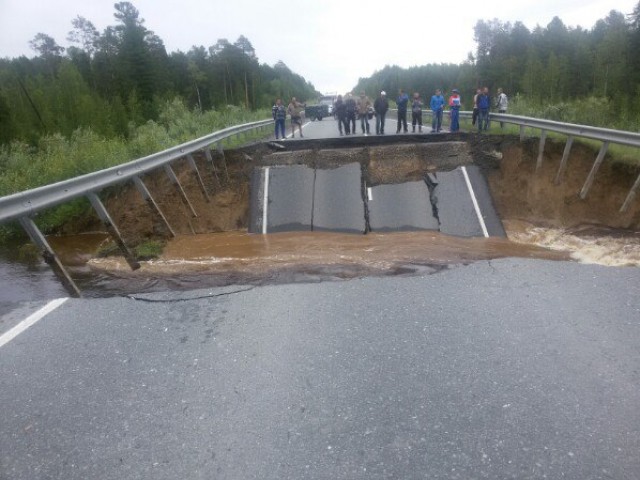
[1,259,639,479]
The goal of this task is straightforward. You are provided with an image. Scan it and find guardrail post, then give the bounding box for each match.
[186,154,211,202]
[580,141,610,199]
[217,141,230,183]
[132,176,176,237]
[204,147,221,185]
[554,136,574,185]
[164,165,198,217]
[519,125,526,141]
[620,173,640,212]
[18,216,82,298]
[86,192,140,271]
[536,130,547,171]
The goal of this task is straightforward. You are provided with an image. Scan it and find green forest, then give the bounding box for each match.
[353,6,640,131]
[2,2,640,203]
[0,1,318,146]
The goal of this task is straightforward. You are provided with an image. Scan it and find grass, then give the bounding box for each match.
[134,240,165,260]
[0,99,271,243]
[97,239,165,261]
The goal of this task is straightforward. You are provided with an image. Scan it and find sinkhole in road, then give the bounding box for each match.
[54,135,639,296]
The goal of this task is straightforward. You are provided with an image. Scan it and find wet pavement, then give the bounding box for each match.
[1,258,639,479]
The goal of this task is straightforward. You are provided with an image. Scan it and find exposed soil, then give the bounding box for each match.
[485,136,640,230]
[91,134,640,248]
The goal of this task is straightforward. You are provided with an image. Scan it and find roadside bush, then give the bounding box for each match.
[0,99,271,242]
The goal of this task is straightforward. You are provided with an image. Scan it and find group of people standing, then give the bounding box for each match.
[332,92,374,136]
[272,87,509,139]
[271,97,306,139]
[472,87,509,130]
[332,87,507,136]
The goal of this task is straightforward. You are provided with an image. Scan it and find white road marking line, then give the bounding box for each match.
[285,121,312,139]
[461,166,489,238]
[0,297,68,349]
[367,187,373,201]
[262,166,270,234]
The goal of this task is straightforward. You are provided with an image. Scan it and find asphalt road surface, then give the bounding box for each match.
[1,259,639,479]
[277,112,450,140]
[1,119,639,479]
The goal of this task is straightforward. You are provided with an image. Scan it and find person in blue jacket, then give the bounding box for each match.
[396,89,409,133]
[477,87,491,132]
[430,88,445,133]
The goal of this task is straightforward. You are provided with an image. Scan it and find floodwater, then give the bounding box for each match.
[1,224,639,302]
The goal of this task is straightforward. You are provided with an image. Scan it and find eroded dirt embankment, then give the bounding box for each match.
[95,135,640,246]
[484,136,640,231]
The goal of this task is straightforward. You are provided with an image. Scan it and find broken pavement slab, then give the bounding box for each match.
[250,162,505,238]
[368,181,439,232]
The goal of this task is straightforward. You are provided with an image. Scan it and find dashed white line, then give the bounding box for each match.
[461,166,489,238]
[367,187,373,201]
[262,166,270,234]
[0,297,68,349]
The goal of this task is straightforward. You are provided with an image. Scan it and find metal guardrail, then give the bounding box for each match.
[489,113,640,147]
[417,110,640,211]
[0,118,274,297]
[0,119,273,224]
[481,113,640,207]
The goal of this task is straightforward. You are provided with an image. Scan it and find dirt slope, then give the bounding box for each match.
[95,136,640,247]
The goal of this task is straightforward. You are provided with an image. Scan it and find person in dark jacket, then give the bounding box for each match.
[477,87,490,132]
[448,89,461,132]
[472,88,482,126]
[411,92,423,133]
[272,98,286,140]
[396,89,409,133]
[345,93,357,135]
[333,95,347,136]
[374,91,389,135]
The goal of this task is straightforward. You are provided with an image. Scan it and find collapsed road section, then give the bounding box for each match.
[249,161,505,238]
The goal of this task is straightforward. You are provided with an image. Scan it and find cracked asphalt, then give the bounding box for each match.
[1,258,640,479]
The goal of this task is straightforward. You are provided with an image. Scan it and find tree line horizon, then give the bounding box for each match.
[353,5,640,131]
[1,2,640,146]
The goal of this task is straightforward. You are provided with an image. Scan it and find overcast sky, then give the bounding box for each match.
[0,0,637,94]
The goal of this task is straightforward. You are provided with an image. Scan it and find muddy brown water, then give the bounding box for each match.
[2,135,639,301]
[65,230,570,297]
